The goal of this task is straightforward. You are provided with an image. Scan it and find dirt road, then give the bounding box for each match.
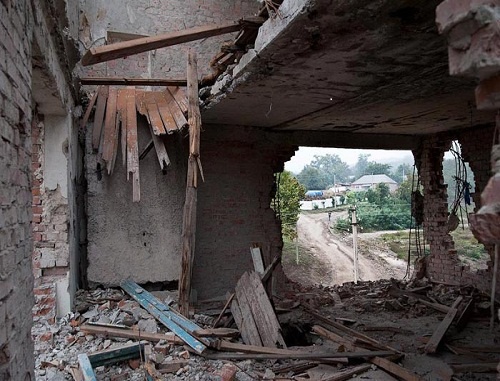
[297,212,407,286]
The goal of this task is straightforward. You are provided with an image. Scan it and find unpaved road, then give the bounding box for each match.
[297,212,407,286]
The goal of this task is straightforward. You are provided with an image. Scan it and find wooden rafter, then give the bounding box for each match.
[80,77,188,87]
[82,21,243,66]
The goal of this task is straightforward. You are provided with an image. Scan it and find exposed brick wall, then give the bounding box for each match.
[31,115,70,327]
[417,126,499,294]
[0,0,35,379]
[193,125,296,299]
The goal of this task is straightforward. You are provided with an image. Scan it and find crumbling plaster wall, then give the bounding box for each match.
[78,0,259,79]
[0,1,35,379]
[86,118,188,286]
[416,125,499,293]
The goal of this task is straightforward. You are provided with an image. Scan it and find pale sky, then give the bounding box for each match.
[285,147,414,174]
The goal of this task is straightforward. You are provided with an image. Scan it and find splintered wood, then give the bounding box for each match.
[231,271,286,348]
[81,84,188,202]
[179,50,203,317]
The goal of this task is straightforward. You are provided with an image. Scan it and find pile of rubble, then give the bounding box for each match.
[33,274,500,381]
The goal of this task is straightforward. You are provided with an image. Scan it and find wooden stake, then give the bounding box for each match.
[178,50,202,317]
[491,244,499,330]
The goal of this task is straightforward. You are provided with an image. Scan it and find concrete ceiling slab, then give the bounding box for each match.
[202,0,495,135]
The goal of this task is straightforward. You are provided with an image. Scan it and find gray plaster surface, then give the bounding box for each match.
[86,117,187,285]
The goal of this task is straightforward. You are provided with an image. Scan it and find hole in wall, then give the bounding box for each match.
[443,141,489,271]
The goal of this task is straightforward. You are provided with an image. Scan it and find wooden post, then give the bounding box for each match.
[179,50,202,317]
[351,206,359,283]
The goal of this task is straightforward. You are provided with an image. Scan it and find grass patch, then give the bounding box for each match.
[450,228,488,261]
[380,232,409,260]
[282,237,313,266]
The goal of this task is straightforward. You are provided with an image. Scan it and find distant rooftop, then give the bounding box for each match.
[352,174,397,185]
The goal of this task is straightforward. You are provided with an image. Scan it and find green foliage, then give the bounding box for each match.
[364,162,392,176]
[275,171,306,240]
[395,177,413,204]
[297,154,350,190]
[391,163,413,184]
[334,184,412,232]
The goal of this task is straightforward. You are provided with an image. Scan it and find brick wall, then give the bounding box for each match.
[193,125,296,299]
[0,0,35,379]
[418,126,499,294]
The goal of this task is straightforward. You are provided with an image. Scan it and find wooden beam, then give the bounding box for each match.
[101,87,118,174]
[81,86,100,129]
[125,89,140,202]
[82,22,242,66]
[178,50,201,317]
[80,77,188,87]
[92,86,108,151]
[424,296,463,354]
[203,350,394,361]
[77,354,97,381]
[80,324,182,344]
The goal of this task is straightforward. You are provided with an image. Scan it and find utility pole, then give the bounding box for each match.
[351,206,359,283]
[295,223,299,265]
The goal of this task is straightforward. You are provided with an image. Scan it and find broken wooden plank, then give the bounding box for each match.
[178,50,201,317]
[389,285,450,313]
[451,363,498,373]
[121,280,202,336]
[81,77,187,87]
[217,340,347,361]
[78,354,97,381]
[167,86,188,115]
[87,341,146,368]
[424,296,463,354]
[241,271,286,348]
[203,350,394,361]
[193,328,239,338]
[81,86,100,129]
[302,302,399,353]
[82,21,243,66]
[322,364,372,381]
[362,326,414,335]
[149,128,170,172]
[92,86,109,151]
[154,91,178,133]
[144,93,167,135]
[125,89,140,202]
[116,89,128,167]
[120,281,207,354]
[261,254,281,284]
[233,284,263,346]
[162,89,188,130]
[139,139,154,161]
[251,246,265,275]
[211,293,235,328]
[455,297,474,331]
[101,87,118,174]
[370,356,424,381]
[80,324,183,344]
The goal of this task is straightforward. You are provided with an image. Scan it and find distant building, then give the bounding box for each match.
[351,174,398,192]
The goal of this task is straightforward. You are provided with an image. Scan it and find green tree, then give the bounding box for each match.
[353,154,371,179]
[365,162,392,176]
[296,165,328,190]
[391,163,412,184]
[275,171,306,240]
[395,177,413,204]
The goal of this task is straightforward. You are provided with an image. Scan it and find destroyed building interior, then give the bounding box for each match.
[1,0,500,380]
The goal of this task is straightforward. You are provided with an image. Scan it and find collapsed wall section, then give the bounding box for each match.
[0,1,35,379]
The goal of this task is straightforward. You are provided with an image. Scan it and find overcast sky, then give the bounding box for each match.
[285,147,414,174]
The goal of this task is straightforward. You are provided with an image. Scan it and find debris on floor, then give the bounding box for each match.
[33,276,500,380]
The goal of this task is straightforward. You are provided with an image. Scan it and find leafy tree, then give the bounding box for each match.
[297,154,350,189]
[364,162,392,176]
[395,177,413,204]
[391,163,413,184]
[275,171,306,240]
[353,154,371,179]
[296,166,328,190]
